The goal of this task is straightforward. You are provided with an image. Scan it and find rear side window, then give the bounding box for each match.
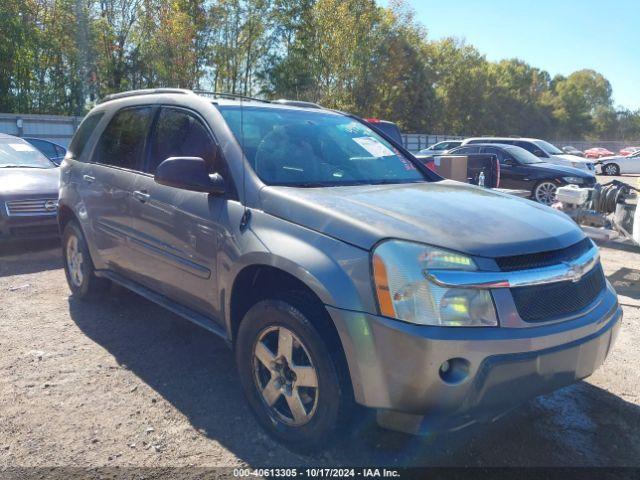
[147,108,218,174]
[94,107,152,170]
[68,112,104,159]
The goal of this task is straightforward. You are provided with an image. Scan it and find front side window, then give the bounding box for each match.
[505,146,544,164]
[69,112,104,160]
[217,106,426,186]
[0,138,55,169]
[147,108,218,174]
[94,107,152,169]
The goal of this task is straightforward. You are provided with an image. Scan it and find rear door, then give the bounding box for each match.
[127,106,230,317]
[81,106,154,275]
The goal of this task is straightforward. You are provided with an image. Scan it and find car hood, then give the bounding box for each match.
[527,162,593,177]
[0,167,60,200]
[259,180,584,257]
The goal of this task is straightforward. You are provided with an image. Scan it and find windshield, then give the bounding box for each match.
[0,138,55,168]
[504,146,544,164]
[217,106,425,187]
[533,139,564,155]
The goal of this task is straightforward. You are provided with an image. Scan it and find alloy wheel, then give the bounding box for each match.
[605,164,619,175]
[66,234,84,287]
[252,326,319,426]
[534,182,558,205]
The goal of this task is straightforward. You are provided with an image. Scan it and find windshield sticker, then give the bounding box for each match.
[352,136,395,158]
[8,143,36,152]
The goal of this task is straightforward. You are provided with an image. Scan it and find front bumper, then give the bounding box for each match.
[0,213,59,241]
[328,282,621,434]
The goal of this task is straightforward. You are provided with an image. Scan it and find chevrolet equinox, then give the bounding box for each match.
[58,89,622,451]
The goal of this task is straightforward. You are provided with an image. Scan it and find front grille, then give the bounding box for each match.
[511,263,606,322]
[496,238,593,272]
[5,198,58,216]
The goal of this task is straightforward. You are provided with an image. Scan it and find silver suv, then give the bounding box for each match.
[58,89,621,451]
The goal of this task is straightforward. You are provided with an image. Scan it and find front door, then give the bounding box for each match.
[80,106,154,274]
[127,106,230,320]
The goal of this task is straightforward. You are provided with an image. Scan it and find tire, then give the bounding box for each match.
[533,180,558,205]
[62,221,109,299]
[603,163,620,176]
[235,294,354,452]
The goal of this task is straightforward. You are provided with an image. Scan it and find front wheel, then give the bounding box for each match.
[533,180,558,205]
[603,163,620,176]
[62,221,108,299]
[235,296,353,452]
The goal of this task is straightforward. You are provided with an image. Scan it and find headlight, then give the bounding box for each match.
[562,176,585,184]
[372,240,498,327]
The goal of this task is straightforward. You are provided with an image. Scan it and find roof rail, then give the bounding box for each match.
[98,88,193,104]
[192,90,271,104]
[272,99,323,109]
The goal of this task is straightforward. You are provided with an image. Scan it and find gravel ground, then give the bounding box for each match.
[1,191,639,468]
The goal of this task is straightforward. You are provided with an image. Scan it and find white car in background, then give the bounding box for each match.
[461,137,597,173]
[598,150,640,175]
[417,140,463,156]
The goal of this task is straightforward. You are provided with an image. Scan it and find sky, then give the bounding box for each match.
[378,0,639,110]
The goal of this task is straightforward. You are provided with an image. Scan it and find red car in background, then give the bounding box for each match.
[584,147,615,159]
[620,146,640,156]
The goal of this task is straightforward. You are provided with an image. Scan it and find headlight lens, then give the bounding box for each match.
[562,176,585,184]
[372,240,498,327]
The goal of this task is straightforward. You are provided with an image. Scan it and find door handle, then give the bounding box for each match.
[132,190,151,203]
[83,175,95,183]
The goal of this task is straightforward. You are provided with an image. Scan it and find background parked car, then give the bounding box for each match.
[620,146,640,156]
[562,145,584,157]
[584,147,615,159]
[0,133,60,241]
[598,150,640,175]
[417,140,463,155]
[449,143,596,204]
[23,137,67,165]
[363,118,403,145]
[462,137,596,172]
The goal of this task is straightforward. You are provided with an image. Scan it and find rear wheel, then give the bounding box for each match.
[533,181,558,205]
[235,295,354,452]
[62,221,108,299]
[604,163,620,176]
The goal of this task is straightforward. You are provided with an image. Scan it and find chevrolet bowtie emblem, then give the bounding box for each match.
[564,262,584,283]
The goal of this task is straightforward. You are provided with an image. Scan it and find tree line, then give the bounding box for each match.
[2,0,639,140]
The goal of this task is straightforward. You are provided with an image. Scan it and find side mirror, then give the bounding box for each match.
[154,156,225,195]
[533,149,547,158]
[503,158,515,166]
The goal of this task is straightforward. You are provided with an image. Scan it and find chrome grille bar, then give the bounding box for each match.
[5,198,58,216]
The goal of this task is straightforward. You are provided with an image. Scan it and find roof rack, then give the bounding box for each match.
[98,88,192,104]
[192,90,271,104]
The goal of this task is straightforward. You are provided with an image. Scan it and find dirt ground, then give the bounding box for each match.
[1,181,639,468]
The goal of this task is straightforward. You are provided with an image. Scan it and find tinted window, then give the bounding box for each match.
[28,139,57,158]
[450,146,479,155]
[515,141,541,155]
[218,106,425,186]
[504,146,544,164]
[68,112,104,159]
[95,108,152,169]
[148,108,217,174]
